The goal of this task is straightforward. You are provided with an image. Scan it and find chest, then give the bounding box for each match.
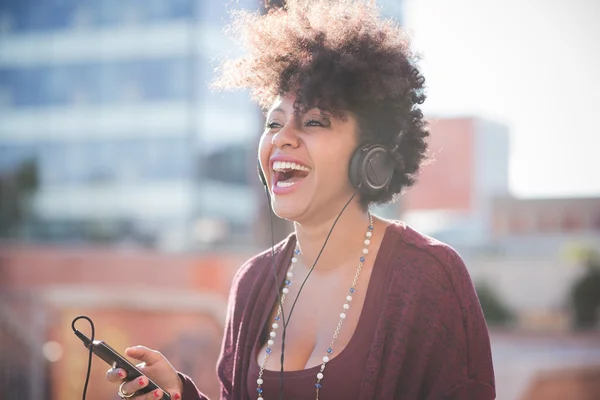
[256,260,374,372]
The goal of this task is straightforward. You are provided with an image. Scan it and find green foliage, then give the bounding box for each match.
[0,159,39,237]
[570,252,600,330]
[475,281,514,326]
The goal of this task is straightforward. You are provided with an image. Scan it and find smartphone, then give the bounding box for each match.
[76,332,171,399]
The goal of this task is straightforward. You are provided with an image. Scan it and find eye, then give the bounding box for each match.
[305,118,330,128]
[266,121,283,129]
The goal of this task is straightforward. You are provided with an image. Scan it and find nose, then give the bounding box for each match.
[271,121,300,149]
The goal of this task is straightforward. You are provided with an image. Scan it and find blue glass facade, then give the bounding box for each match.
[0,0,402,245]
[0,137,192,184]
[0,58,190,107]
[0,0,259,185]
[0,0,193,32]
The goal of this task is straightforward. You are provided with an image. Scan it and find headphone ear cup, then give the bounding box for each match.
[348,146,365,191]
[348,144,394,194]
[257,159,267,187]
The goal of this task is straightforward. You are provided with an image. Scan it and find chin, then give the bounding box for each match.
[268,175,314,221]
[271,198,309,222]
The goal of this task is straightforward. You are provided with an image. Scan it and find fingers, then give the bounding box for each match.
[120,375,155,398]
[108,371,169,400]
[106,367,127,383]
[125,345,163,365]
[131,388,166,400]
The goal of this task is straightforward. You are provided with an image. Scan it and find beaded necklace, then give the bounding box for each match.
[256,214,374,399]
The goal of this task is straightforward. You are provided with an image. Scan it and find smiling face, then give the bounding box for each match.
[258,95,360,224]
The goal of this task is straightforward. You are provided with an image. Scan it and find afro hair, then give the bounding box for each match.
[214,0,429,207]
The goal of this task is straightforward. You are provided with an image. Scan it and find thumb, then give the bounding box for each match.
[125,346,163,365]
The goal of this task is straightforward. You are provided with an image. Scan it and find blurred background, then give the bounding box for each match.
[0,0,598,399]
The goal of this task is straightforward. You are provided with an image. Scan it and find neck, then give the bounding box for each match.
[293,199,372,272]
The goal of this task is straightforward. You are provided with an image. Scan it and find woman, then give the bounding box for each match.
[106,1,495,399]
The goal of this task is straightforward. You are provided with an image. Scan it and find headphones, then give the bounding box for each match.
[257,143,394,195]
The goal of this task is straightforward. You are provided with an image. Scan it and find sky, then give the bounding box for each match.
[402,0,600,199]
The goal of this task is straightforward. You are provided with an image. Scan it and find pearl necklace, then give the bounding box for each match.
[256,214,374,400]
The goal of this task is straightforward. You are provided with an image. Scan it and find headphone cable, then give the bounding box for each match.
[71,315,95,400]
[263,186,288,400]
[268,187,360,400]
[284,191,358,329]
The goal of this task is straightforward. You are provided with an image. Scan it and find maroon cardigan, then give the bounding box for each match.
[180,221,496,399]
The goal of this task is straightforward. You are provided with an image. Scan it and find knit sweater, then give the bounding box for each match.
[180,221,496,399]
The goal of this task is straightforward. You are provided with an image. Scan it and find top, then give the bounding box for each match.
[179,221,496,399]
[245,218,385,399]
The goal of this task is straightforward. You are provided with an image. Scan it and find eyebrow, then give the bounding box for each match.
[266,107,333,123]
[268,107,286,116]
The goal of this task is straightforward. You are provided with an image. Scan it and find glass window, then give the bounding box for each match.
[0,144,37,172]
[12,68,43,106]
[1,137,197,186]
[112,58,189,102]
[68,64,96,104]
[142,136,191,181]
[97,63,120,103]
[200,0,259,26]
[64,141,90,183]
[0,0,76,32]
[170,58,189,100]
[46,0,76,30]
[45,66,72,105]
[140,60,170,100]
[3,58,189,107]
[112,138,141,181]
[0,69,14,107]
[204,144,249,185]
[39,142,66,184]
[1,0,192,33]
[94,0,121,26]
[165,0,193,19]
[0,10,14,33]
[82,139,114,183]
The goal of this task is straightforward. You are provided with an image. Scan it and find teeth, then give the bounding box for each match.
[276,181,296,187]
[272,161,310,172]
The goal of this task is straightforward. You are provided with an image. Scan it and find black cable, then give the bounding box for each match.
[262,186,288,400]
[285,190,358,330]
[274,187,360,400]
[71,315,95,400]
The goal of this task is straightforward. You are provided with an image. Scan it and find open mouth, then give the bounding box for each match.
[272,161,311,188]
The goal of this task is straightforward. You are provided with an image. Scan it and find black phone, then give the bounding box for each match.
[75,331,171,400]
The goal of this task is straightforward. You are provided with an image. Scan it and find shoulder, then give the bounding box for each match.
[386,221,473,300]
[223,233,296,325]
[385,223,494,392]
[230,232,296,293]
[388,221,466,273]
[402,223,464,266]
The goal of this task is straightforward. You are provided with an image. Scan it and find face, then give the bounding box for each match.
[258,95,359,223]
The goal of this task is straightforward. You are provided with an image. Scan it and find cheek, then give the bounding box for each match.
[319,147,353,184]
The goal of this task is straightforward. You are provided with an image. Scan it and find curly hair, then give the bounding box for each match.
[213,0,429,207]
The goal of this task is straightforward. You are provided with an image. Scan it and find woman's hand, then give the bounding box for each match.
[105,345,183,399]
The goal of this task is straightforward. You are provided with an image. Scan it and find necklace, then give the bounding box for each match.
[256,214,374,400]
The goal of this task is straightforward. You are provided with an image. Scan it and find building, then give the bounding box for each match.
[0,0,263,251]
[400,116,511,247]
[0,242,250,399]
[396,116,600,321]
[492,196,600,239]
[0,0,410,251]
